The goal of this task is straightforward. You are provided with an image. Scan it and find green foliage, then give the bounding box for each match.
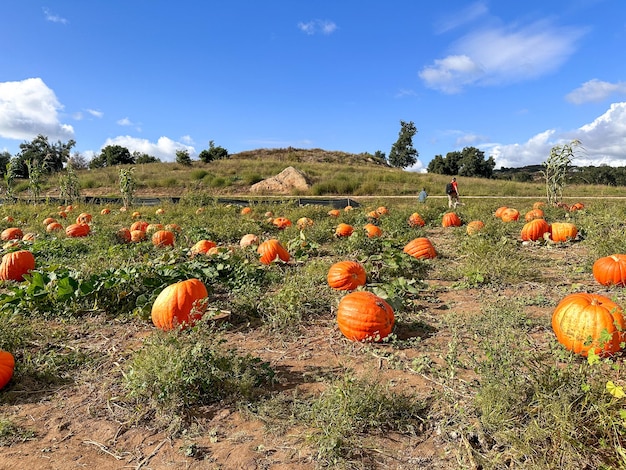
[119,167,135,208]
[175,149,192,166]
[427,146,495,178]
[542,139,582,205]
[58,162,81,204]
[198,140,229,163]
[388,120,418,169]
[90,145,134,169]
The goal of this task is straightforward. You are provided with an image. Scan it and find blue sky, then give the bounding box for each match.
[1,1,625,171]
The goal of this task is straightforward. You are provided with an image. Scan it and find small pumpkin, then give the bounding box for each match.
[593,254,626,287]
[165,223,182,233]
[327,209,340,218]
[552,292,626,357]
[403,237,436,260]
[494,206,508,218]
[46,222,63,233]
[570,202,585,212]
[0,250,35,282]
[151,279,209,331]
[131,211,141,219]
[408,212,425,227]
[42,217,57,226]
[442,212,462,227]
[1,228,23,241]
[257,239,290,265]
[240,233,259,247]
[146,223,164,233]
[336,291,394,342]
[2,216,13,223]
[100,208,111,215]
[0,350,15,390]
[327,261,367,291]
[532,201,546,210]
[130,220,149,232]
[76,212,92,224]
[363,223,382,238]
[65,223,90,237]
[116,228,132,243]
[21,232,36,242]
[466,220,485,235]
[190,239,217,256]
[152,229,175,247]
[524,209,544,221]
[272,217,292,230]
[366,211,380,219]
[296,217,314,230]
[500,208,520,222]
[520,218,551,241]
[335,223,354,237]
[57,211,67,219]
[130,229,146,242]
[155,208,166,215]
[240,207,252,215]
[550,222,578,242]
[376,206,389,216]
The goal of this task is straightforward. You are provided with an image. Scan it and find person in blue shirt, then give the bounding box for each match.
[418,188,428,203]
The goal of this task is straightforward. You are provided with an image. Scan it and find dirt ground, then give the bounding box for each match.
[0,226,596,470]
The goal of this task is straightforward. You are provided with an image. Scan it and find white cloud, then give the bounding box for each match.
[435,1,488,33]
[180,135,194,145]
[0,78,74,141]
[420,21,586,93]
[101,135,195,162]
[87,109,103,118]
[117,117,133,126]
[297,20,337,35]
[486,102,626,168]
[566,79,626,104]
[43,8,68,24]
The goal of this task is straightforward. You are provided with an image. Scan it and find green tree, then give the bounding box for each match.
[89,145,135,169]
[198,141,229,163]
[457,147,495,178]
[388,121,418,169]
[176,149,192,166]
[133,151,160,164]
[15,134,75,177]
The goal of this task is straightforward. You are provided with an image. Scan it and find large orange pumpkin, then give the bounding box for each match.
[152,230,175,247]
[552,293,626,357]
[257,239,290,265]
[1,228,23,241]
[151,279,209,331]
[46,222,63,233]
[494,206,508,218]
[520,219,551,241]
[0,250,35,281]
[42,217,57,226]
[500,208,520,222]
[272,217,292,230]
[442,212,462,227]
[328,209,340,218]
[0,350,15,390]
[524,209,544,221]
[408,212,425,227]
[403,237,436,259]
[116,228,131,243]
[130,229,146,243]
[550,222,578,242]
[363,223,382,238]
[76,212,92,224]
[190,239,217,256]
[66,223,90,237]
[336,291,394,342]
[327,261,367,291]
[593,254,626,287]
[335,223,354,237]
[130,220,149,232]
[466,220,485,235]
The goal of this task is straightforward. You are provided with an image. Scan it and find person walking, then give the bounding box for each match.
[418,188,428,203]
[446,177,459,208]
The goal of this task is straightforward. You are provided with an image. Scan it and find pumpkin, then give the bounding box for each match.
[327,209,340,218]
[0,350,15,390]
[240,207,252,215]
[46,222,63,233]
[100,208,111,215]
[550,222,578,242]
[524,209,544,221]
[130,229,146,242]
[43,217,57,226]
[327,261,367,291]
[119,206,127,212]
[130,221,149,232]
[376,206,389,215]
[2,216,13,223]
[146,223,164,233]
[494,206,508,218]
[257,239,290,265]
[363,223,382,238]
[0,250,35,282]
[190,239,217,256]
[116,228,131,243]
[296,217,314,230]
[520,218,551,241]
[65,223,90,237]
[532,201,546,210]
[1,228,23,241]
[336,291,394,342]
[272,217,292,230]
[57,211,67,219]
[21,232,36,242]
[151,278,209,331]
[552,293,626,357]
[152,230,175,247]
[403,237,436,259]
[240,233,259,248]
[335,223,354,237]
[593,254,626,287]
[442,212,462,227]
[264,211,273,218]
[500,208,520,222]
[366,211,380,219]
[65,205,74,212]
[570,202,585,212]
[165,223,182,233]
[76,212,92,224]
[408,212,425,227]
[466,220,485,235]
[131,211,141,218]
[155,208,165,215]
[344,205,353,212]
[195,207,205,215]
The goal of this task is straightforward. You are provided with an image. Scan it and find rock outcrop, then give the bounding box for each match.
[249,166,311,194]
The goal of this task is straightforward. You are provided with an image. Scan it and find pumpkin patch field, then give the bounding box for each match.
[1,196,626,469]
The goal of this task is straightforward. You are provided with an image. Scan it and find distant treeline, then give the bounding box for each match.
[494,165,626,186]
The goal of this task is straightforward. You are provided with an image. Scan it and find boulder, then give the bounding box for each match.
[250,166,310,194]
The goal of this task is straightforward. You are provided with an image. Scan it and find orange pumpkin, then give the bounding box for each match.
[131,211,141,218]
[570,202,585,211]
[146,223,164,233]
[130,220,149,232]
[336,291,394,342]
[335,223,354,237]
[376,206,389,215]
[408,212,425,227]
[76,212,92,224]
[296,217,314,230]
[494,206,508,218]
[524,209,544,221]
[272,217,292,230]
[1,228,23,241]
[100,208,111,215]
[532,201,546,210]
[240,206,252,215]
[363,223,382,238]
[116,228,132,243]
[151,279,209,331]
[327,261,367,291]
[240,233,259,247]
[190,239,217,256]
[592,254,626,287]
[165,223,182,233]
[46,222,63,233]
[550,222,578,242]
[552,293,626,357]
[152,230,175,247]
[466,220,485,235]
[130,229,146,242]
[500,208,520,222]
[442,212,462,227]
[65,223,90,237]
[2,216,13,223]
[42,217,57,226]
[403,237,436,260]
[0,250,35,282]
[155,208,166,215]
[0,350,15,390]
[21,232,36,242]
[327,209,340,218]
[366,211,380,219]
[257,239,290,265]
[520,219,551,241]
[57,211,67,219]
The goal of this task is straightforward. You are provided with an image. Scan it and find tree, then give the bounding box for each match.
[388,121,418,168]
[0,151,11,177]
[427,147,495,178]
[198,140,229,163]
[14,134,75,177]
[133,151,160,164]
[67,152,88,170]
[541,139,582,205]
[89,145,135,169]
[176,149,192,166]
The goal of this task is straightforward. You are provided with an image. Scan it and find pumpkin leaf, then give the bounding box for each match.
[606,381,625,399]
[587,350,601,365]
